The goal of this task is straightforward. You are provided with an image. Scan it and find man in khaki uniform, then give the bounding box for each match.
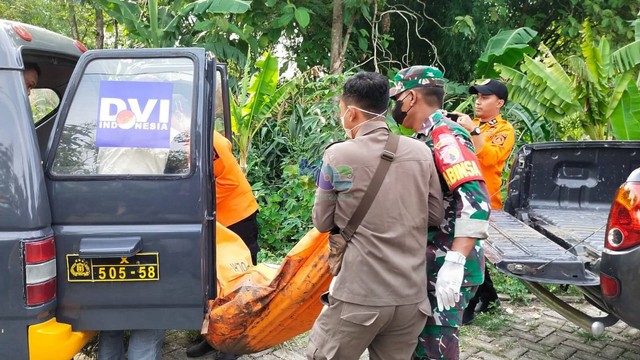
[307,72,444,360]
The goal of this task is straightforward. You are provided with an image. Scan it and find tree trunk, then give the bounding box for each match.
[67,0,79,40]
[329,0,344,74]
[114,19,119,48]
[95,7,104,49]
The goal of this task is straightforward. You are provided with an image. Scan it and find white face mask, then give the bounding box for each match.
[340,106,387,139]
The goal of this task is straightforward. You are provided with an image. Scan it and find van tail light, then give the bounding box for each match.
[600,273,620,298]
[605,182,640,251]
[23,236,57,306]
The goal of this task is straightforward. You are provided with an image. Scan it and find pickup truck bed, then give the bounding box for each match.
[484,141,640,333]
[486,209,603,285]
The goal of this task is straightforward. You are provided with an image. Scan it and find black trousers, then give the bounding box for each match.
[227,211,259,265]
[468,266,498,309]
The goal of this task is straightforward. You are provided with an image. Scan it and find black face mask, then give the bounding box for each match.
[391,98,408,125]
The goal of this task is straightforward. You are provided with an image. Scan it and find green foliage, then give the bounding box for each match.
[503,102,561,144]
[231,52,296,172]
[95,0,251,48]
[452,15,476,38]
[543,0,639,56]
[475,27,539,79]
[493,18,640,140]
[385,0,639,83]
[247,72,345,256]
[490,265,530,304]
[252,164,316,256]
[610,27,640,74]
[467,309,512,331]
[29,89,60,123]
[609,79,640,139]
[0,0,107,49]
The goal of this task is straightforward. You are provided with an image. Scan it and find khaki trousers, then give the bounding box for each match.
[307,295,430,360]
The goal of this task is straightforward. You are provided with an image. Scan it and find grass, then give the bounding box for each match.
[489,265,531,305]
[462,305,513,333]
[576,328,612,342]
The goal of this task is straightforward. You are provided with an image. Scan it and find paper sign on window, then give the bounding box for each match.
[96,81,173,148]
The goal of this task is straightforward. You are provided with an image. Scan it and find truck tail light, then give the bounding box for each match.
[23,236,57,306]
[605,182,640,251]
[600,273,620,298]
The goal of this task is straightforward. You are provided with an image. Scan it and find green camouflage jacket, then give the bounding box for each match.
[415,110,491,288]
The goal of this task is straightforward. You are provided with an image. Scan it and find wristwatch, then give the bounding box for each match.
[470,127,482,136]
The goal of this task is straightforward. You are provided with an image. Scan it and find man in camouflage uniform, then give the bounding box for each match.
[388,66,491,360]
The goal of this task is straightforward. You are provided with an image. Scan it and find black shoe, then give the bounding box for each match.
[186,340,216,358]
[474,297,500,313]
[186,340,238,360]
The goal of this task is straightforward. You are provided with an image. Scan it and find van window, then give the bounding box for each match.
[214,70,226,136]
[29,89,60,123]
[50,57,195,176]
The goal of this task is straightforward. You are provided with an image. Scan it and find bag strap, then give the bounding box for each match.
[342,133,399,241]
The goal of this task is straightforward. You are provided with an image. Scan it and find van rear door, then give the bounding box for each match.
[43,48,215,330]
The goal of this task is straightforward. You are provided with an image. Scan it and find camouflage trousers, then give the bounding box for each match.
[414,286,478,360]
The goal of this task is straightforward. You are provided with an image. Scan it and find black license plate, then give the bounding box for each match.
[67,253,159,282]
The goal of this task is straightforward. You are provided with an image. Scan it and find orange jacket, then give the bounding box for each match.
[214,131,259,226]
[474,114,515,209]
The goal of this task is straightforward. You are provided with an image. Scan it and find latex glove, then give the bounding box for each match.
[435,251,466,312]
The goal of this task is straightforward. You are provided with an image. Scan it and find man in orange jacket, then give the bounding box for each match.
[454,79,515,324]
[186,130,259,359]
[212,130,260,264]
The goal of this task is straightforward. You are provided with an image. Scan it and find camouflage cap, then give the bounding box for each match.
[389,65,445,99]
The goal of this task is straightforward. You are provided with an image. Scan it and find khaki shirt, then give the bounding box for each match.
[313,121,444,306]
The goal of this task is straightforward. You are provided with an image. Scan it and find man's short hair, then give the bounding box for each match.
[24,63,41,77]
[342,72,389,114]
[415,86,444,108]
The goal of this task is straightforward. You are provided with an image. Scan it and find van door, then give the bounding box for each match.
[43,48,215,330]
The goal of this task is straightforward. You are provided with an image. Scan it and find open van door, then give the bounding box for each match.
[43,48,215,330]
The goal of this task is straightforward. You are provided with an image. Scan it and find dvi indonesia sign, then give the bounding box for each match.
[96,80,173,148]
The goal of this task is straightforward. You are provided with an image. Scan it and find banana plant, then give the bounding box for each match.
[475,27,539,79]
[95,0,252,48]
[494,19,640,140]
[231,52,296,173]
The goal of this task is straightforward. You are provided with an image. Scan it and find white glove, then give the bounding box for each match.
[435,251,466,312]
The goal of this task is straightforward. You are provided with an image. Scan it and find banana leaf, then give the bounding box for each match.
[241,53,279,121]
[184,0,252,15]
[495,64,566,122]
[580,23,607,87]
[636,11,640,42]
[519,55,580,114]
[606,72,635,119]
[475,27,539,79]
[611,40,640,74]
[610,81,640,140]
